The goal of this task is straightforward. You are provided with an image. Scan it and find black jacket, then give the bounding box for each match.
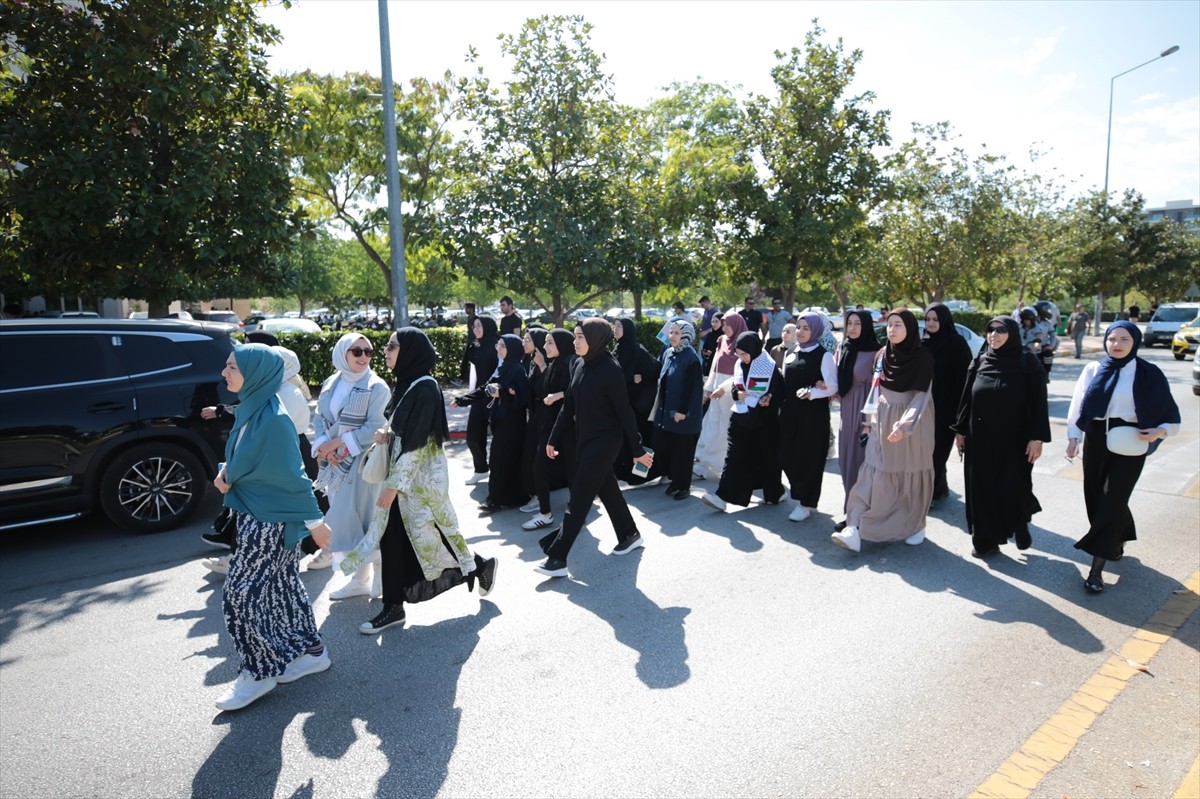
[549,355,645,456]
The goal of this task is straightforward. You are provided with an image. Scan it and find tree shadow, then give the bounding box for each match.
[190,601,501,799]
[535,553,690,690]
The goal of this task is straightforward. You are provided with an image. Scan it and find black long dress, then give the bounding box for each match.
[459,318,500,475]
[715,357,784,507]
[953,330,1050,552]
[778,345,831,507]
[923,305,973,496]
[485,341,530,508]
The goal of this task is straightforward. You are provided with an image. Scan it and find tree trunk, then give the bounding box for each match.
[552,291,565,326]
[830,276,850,316]
[633,290,642,320]
[148,302,170,318]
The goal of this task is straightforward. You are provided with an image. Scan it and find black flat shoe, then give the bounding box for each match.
[971,546,1001,559]
[833,520,848,532]
[477,501,503,513]
[1084,575,1105,593]
[670,489,689,500]
[1015,527,1032,551]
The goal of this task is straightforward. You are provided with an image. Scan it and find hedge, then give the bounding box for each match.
[261,320,676,392]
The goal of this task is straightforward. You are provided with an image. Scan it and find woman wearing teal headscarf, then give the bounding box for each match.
[213,344,333,711]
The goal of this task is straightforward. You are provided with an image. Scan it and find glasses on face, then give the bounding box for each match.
[348,347,373,357]
[986,326,1007,334]
[385,341,399,351]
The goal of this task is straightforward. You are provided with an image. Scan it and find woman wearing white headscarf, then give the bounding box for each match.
[312,333,391,599]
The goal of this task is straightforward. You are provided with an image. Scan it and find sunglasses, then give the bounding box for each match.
[347,347,374,357]
[985,326,1008,334]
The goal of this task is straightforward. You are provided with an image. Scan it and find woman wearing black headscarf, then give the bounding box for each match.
[353,328,497,635]
[701,331,785,511]
[613,317,658,483]
[479,333,530,512]
[833,310,936,552]
[536,319,653,577]
[453,316,500,484]
[523,328,576,531]
[1065,321,1180,593]
[953,316,1050,557]
[519,328,550,513]
[923,303,974,501]
[834,309,882,531]
[700,312,725,377]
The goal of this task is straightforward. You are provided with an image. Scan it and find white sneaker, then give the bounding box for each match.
[701,492,727,512]
[466,472,488,485]
[522,513,556,531]
[330,566,373,600]
[831,525,861,553]
[519,499,541,513]
[305,550,333,570]
[215,672,277,711]
[904,529,926,546]
[202,555,230,575]
[788,503,812,522]
[276,649,331,684]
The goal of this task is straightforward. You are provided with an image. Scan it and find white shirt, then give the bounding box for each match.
[1066,360,1179,440]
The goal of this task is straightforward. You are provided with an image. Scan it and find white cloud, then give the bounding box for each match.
[1031,72,1080,107]
[988,34,1058,75]
[1135,92,1164,104]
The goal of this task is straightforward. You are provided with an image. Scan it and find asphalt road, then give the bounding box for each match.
[0,346,1196,799]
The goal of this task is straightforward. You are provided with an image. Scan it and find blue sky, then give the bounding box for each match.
[259,0,1200,208]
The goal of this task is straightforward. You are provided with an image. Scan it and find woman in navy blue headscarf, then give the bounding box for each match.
[478,333,530,511]
[1065,320,1180,593]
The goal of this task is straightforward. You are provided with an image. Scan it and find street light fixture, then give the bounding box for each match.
[1095,44,1179,333]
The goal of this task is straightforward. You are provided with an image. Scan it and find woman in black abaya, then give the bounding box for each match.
[701,331,784,511]
[953,316,1050,557]
[479,333,530,512]
[453,316,501,483]
[923,303,973,501]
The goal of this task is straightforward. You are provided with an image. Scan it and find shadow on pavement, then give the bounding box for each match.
[535,554,690,690]
[191,600,501,799]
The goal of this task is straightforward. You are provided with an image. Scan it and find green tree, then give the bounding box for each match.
[446,15,638,324]
[287,70,456,301]
[1,0,301,315]
[734,21,893,313]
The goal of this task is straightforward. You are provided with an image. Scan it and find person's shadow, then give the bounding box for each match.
[536,552,691,689]
[190,600,501,799]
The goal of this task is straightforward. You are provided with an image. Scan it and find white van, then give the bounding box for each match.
[1144,302,1200,347]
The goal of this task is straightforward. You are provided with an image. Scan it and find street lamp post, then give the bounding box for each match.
[377,0,408,329]
[1095,45,1179,334]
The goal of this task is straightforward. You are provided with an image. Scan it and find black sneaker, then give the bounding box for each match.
[611,535,644,556]
[201,530,232,550]
[534,558,568,578]
[477,557,498,597]
[359,604,405,635]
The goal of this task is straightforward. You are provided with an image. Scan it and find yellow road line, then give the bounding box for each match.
[970,571,1200,799]
[1175,755,1200,799]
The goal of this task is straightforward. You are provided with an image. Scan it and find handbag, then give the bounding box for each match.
[360,437,391,483]
[1105,422,1148,457]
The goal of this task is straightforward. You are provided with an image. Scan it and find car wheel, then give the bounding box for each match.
[1176,352,1187,361]
[99,443,206,533]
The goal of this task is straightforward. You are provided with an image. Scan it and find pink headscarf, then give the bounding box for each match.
[714,312,748,375]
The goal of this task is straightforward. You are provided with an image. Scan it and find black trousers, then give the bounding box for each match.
[932,423,956,494]
[1075,419,1146,561]
[466,401,490,474]
[543,438,639,561]
[379,498,473,607]
[649,427,699,493]
[532,430,576,515]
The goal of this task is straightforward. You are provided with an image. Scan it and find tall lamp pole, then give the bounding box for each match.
[378,0,408,329]
[1095,44,1179,334]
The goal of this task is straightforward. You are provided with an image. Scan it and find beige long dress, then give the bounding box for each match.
[845,384,935,541]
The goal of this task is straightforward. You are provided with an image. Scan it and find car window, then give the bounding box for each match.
[110,333,192,377]
[1152,307,1199,322]
[0,334,118,390]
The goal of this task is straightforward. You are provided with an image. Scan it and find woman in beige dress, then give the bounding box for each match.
[832,309,935,553]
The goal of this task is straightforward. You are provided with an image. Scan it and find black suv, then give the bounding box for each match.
[0,318,237,532]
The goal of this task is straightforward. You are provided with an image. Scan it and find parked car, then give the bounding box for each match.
[1144,302,1200,348]
[1170,315,1200,360]
[256,317,322,334]
[567,308,600,322]
[0,318,237,532]
[194,310,244,330]
[800,306,844,330]
[942,300,976,313]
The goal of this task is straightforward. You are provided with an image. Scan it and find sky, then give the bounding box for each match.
[257,0,1200,209]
